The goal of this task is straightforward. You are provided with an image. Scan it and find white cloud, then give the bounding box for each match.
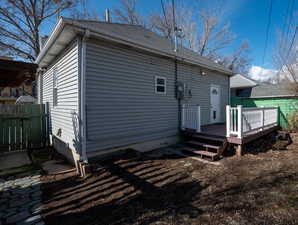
[248,66,278,82]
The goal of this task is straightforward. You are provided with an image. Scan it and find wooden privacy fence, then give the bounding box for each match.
[0,104,49,153]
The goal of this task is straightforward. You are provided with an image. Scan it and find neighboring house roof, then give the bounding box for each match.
[36,17,233,76]
[230,74,258,89]
[244,83,298,98]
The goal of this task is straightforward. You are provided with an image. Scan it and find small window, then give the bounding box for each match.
[53,68,58,106]
[212,89,218,95]
[155,76,166,94]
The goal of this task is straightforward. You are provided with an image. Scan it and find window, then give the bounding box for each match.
[236,88,251,97]
[212,89,218,95]
[155,76,166,94]
[53,68,58,106]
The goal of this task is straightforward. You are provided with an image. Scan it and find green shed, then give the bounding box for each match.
[230,75,298,129]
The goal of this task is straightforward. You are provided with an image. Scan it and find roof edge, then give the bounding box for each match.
[36,18,233,75]
[35,17,65,65]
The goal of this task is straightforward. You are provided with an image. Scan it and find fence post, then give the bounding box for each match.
[45,102,50,146]
[276,107,279,126]
[226,105,231,137]
[196,105,201,132]
[237,105,243,138]
[181,104,185,130]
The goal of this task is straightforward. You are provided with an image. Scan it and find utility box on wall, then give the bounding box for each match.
[176,82,192,100]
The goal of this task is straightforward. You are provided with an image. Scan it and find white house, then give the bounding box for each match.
[35,17,233,166]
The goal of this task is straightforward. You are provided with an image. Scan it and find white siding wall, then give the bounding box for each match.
[41,41,80,162]
[85,40,178,152]
[85,39,230,152]
[179,63,229,125]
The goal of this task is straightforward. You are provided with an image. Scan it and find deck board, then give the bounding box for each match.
[199,123,279,145]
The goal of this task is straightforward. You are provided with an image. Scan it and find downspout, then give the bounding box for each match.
[174,58,181,131]
[79,29,90,164]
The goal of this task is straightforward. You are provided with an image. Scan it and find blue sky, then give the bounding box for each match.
[45,0,296,79]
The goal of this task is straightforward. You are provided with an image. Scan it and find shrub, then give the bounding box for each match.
[288,111,298,131]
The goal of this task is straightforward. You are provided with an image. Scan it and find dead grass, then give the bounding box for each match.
[41,143,298,225]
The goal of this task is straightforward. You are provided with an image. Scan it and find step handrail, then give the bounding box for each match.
[181,104,201,132]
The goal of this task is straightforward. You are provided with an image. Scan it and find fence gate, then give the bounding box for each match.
[0,104,49,153]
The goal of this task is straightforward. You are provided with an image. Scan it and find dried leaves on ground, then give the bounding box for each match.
[41,141,298,225]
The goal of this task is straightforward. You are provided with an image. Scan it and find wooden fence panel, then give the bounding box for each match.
[0,104,48,153]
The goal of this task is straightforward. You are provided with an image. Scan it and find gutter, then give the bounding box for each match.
[35,18,64,64]
[174,58,182,131]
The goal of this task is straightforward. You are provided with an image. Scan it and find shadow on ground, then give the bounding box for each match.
[42,147,298,225]
[42,150,205,225]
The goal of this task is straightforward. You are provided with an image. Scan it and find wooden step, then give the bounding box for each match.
[193,134,225,142]
[187,141,220,150]
[183,147,218,158]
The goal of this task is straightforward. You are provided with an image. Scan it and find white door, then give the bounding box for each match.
[210,85,221,123]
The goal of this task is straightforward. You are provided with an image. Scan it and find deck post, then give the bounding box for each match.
[261,106,264,131]
[276,107,279,126]
[196,105,201,132]
[237,105,243,138]
[236,144,243,157]
[226,105,231,137]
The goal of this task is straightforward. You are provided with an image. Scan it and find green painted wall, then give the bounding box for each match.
[231,96,298,129]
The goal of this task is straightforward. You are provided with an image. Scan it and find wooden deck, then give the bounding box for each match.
[182,106,279,159]
[199,123,279,145]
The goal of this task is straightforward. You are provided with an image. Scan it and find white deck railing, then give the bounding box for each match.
[226,105,278,138]
[181,104,201,132]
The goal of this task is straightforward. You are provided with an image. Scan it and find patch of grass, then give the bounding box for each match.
[285,193,298,208]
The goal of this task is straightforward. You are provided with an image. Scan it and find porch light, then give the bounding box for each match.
[200,70,207,76]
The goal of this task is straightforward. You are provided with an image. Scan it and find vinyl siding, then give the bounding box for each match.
[178,62,229,125]
[85,40,178,152]
[85,39,229,152]
[41,41,79,153]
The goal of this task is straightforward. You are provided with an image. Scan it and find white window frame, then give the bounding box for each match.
[155,76,166,94]
[53,67,58,107]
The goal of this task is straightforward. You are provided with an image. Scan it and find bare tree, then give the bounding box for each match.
[0,0,77,61]
[70,0,100,20]
[197,9,235,59]
[113,0,250,73]
[113,0,145,25]
[149,2,197,50]
[218,40,251,74]
[149,4,235,58]
[149,2,175,40]
[0,44,11,57]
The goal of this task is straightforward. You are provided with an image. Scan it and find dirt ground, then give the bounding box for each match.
[41,136,298,225]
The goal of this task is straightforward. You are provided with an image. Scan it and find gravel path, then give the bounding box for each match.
[0,175,44,225]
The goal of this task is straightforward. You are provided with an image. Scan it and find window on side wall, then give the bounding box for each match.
[53,67,58,107]
[155,76,166,94]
